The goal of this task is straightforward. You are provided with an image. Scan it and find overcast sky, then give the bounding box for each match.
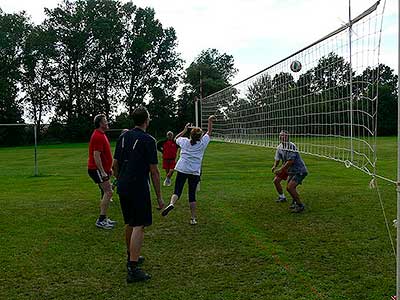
[0,0,397,82]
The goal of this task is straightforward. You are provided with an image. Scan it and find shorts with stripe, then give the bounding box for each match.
[88,169,111,184]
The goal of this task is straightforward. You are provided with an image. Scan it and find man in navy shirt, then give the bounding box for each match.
[113,106,164,282]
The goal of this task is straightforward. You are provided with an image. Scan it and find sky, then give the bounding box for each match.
[0,0,398,83]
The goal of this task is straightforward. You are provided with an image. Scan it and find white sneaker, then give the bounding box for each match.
[166,178,172,186]
[96,219,114,229]
[106,218,117,225]
[190,218,198,225]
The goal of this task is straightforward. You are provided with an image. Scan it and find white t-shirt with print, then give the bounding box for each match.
[174,133,210,175]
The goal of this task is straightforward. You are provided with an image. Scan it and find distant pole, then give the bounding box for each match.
[199,70,203,128]
[194,96,199,128]
[34,123,38,176]
[396,0,400,298]
[348,0,354,162]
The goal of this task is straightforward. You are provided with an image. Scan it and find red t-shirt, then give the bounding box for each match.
[87,129,113,172]
[163,140,178,160]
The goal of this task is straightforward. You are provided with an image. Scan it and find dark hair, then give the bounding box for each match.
[190,127,203,145]
[132,106,149,126]
[94,114,106,129]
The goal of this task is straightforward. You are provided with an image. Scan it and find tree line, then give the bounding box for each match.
[0,0,237,145]
[0,0,397,146]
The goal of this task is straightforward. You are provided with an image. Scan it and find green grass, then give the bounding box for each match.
[0,139,397,299]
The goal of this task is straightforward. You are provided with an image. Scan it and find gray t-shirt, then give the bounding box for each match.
[274,142,308,174]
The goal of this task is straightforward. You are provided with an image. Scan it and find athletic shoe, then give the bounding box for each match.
[127,267,151,283]
[166,178,172,187]
[275,197,287,203]
[190,218,198,225]
[161,204,174,216]
[291,203,305,213]
[163,178,168,186]
[106,218,117,225]
[96,219,114,229]
[289,201,297,209]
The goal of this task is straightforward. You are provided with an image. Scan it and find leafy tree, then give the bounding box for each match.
[119,5,182,114]
[0,10,30,145]
[178,48,237,128]
[21,24,58,132]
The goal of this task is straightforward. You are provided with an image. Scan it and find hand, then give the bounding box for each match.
[208,115,217,122]
[271,166,276,173]
[184,123,192,130]
[156,198,165,210]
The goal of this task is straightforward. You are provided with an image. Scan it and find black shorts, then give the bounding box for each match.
[174,171,200,203]
[119,191,152,227]
[88,169,111,184]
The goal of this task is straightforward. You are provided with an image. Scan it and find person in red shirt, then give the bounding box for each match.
[88,114,116,229]
[157,131,178,187]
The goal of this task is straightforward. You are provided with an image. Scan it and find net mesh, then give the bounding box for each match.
[201,1,386,178]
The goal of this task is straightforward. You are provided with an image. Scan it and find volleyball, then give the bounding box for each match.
[290,60,302,72]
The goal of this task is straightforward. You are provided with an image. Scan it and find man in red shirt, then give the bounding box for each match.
[157,131,178,187]
[88,114,116,229]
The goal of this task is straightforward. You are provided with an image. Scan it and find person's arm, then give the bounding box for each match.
[174,123,191,141]
[206,115,217,136]
[149,164,164,209]
[112,135,124,179]
[94,151,108,179]
[112,159,119,179]
[275,160,294,174]
[271,160,280,173]
[156,140,164,153]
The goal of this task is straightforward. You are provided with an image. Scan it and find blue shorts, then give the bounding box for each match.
[288,173,308,185]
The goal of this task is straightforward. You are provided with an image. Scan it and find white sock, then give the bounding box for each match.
[279,194,286,199]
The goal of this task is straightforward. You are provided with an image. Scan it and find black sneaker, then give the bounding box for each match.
[291,203,305,213]
[161,204,174,217]
[127,267,151,283]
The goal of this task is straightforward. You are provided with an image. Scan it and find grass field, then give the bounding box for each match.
[0,138,397,300]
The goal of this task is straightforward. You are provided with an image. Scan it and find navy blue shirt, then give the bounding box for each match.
[114,128,158,195]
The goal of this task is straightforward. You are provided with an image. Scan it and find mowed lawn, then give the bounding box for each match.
[0,138,397,300]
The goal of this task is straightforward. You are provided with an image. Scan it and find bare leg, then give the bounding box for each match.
[167,169,174,178]
[125,225,133,251]
[99,180,113,216]
[273,176,284,195]
[129,226,144,262]
[287,180,302,205]
[189,202,196,219]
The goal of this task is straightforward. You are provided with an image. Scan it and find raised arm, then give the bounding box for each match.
[174,123,191,141]
[206,115,217,136]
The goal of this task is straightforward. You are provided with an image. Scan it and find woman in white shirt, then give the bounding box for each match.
[161,115,216,225]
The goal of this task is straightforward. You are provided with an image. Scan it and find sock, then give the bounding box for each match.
[128,260,138,269]
[99,215,106,222]
[279,194,285,199]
